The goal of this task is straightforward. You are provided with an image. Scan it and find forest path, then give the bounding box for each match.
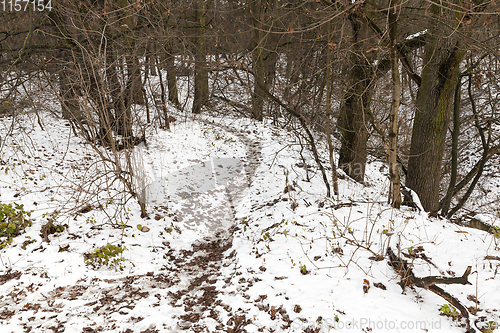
[0,119,263,333]
[162,120,263,332]
[163,120,262,240]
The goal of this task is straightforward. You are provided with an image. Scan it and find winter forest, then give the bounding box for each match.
[1,1,500,332]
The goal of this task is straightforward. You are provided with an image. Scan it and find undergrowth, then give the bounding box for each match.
[0,202,32,248]
[84,243,128,271]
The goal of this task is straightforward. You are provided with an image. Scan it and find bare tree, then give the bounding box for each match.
[407,1,471,213]
[388,0,401,208]
[192,0,209,114]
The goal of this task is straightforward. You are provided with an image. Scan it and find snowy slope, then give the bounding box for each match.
[0,109,499,333]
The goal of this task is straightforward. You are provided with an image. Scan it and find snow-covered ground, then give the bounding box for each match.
[0,106,499,333]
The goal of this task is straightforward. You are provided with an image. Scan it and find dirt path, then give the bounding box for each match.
[164,121,262,331]
[0,121,262,333]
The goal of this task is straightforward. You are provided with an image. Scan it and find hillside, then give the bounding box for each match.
[0,108,499,333]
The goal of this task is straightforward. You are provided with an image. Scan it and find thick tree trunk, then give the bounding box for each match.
[113,66,132,139]
[192,0,209,114]
[165,41,179,107]
[105,48,132,140]
[337,11,374,183]
[111,0,137,141]
[406,3,466,213]
[60,52,83,123]
[127,56,145,106]
[116,0,143,107]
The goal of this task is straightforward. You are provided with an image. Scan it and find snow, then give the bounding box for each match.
[406,29,427,40]
[0,107,499,332]
[473,213,496,226]
[409,188,425,212]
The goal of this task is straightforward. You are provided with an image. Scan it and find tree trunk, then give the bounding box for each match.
[60,52,83,123]
[160,1,179,107]
[192,0,209,114]
[406,3,466,213]
[388,1,401,208]
[158,56,171,130]
[116,0,143,107]
[127,55,145,106]
[89,67,114,144]
[337,10,374,183]
[112,0,138,141]
[148,39,157,77]
[447,73,490,217]
[440,78,462,215]
[325,19,339,198]
[165,40,180,107]
[251,0,265,121]
[263,50,277,118]
[106,49,132,140]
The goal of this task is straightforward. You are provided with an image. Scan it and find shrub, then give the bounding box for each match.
[84,243,127,271]
[0,202,32,248]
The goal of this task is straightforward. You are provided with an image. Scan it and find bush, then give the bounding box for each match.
[0,202,32,248]
[84,243,128,271]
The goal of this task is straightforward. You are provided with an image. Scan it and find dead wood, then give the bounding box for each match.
[387,247,475,333]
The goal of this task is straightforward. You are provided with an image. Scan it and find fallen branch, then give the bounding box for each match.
[387,247,475,333]
[417,267,472,289]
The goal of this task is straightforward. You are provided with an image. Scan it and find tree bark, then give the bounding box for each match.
[388,1,401,208]
[165,40,180,107]
[105,49,131,140]
[157,55,171,130]
[440,77,462,215]
[192,0,209,114]
[117,0,144,108]
[60,51,83,123]
[406,2,466,213]
[337,9,374,183]
[325,19,339,198]
[127,55,145,106]
[251,0,265,121]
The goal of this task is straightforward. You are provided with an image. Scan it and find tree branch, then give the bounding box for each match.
[388,247,475,333]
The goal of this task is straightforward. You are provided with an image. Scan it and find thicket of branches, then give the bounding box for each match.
[1,0,500,218]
